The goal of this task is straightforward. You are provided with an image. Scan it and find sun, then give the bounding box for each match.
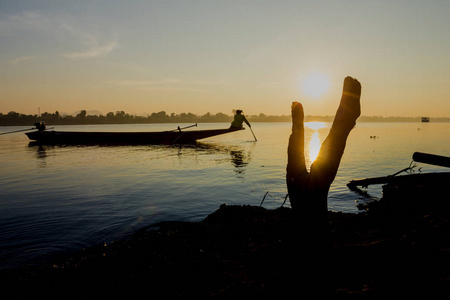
[301,72,330,98]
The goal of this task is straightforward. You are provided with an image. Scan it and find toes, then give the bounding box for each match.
[343,76,361,98]
[287,101,307,178]
[335,77,361,126]
[291,102,304,129]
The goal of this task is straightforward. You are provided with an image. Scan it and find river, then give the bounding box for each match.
[1,122,449,270]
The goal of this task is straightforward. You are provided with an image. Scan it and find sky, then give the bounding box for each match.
[1,0,449,117]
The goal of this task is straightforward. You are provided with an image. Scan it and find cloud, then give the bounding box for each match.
[0,11,118,59]
[113,79,181,87]
[112,78,227,87]
[63,25,119,59]
[64,39,118,59]
[9,56,40,65]
[0,12,51,36]
[108,78,228,94]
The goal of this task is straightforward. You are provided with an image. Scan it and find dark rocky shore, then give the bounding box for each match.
[1,189,449,299]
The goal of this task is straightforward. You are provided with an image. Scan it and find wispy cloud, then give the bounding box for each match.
[113,79,182,87]
[258,80,289,89]
[108,78,228,94]
[0,12,51,36]
[0,11,119,60]
[64,39,118,59]
[63,25,119,59]
[9,56,40,65]
[112,78,227,87]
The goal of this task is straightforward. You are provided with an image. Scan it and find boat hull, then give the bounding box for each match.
[25,127,244,145]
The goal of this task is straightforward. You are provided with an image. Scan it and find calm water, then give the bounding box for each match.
[1,122,449,270]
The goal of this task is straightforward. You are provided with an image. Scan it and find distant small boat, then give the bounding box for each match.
[25,123,245,145]
[421,117,430,122]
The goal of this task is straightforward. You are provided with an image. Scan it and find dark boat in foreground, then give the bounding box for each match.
[348,152,450,214]
[25,123,245,145]
[348,152,450,189]
[348,152,450,205]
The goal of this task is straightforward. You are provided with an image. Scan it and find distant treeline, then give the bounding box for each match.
[1,110,449,126]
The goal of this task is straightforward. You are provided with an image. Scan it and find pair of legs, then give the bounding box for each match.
[283,77,361,295]
[287,77,361,229]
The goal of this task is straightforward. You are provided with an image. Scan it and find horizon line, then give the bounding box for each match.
[1,110,448,120]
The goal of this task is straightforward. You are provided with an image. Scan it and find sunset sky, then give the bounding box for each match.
[1,0,449,117]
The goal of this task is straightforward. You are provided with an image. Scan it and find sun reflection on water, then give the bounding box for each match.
[305,121,327,130]
[305,122,327,166]
[308,131,321,164]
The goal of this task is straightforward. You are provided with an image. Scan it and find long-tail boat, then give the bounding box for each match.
[25,122,245,145]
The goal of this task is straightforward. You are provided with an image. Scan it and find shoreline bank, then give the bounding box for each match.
[1,194,448,298]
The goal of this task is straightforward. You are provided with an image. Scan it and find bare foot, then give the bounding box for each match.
[291,102,304,131]
[287,102,307,185]
[334,76,361,130]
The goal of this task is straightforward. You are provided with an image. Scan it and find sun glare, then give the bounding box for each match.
[301,72,330,98]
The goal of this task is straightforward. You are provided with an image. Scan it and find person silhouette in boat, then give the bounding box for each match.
[34,121,46,132]
[230,110,251,129]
